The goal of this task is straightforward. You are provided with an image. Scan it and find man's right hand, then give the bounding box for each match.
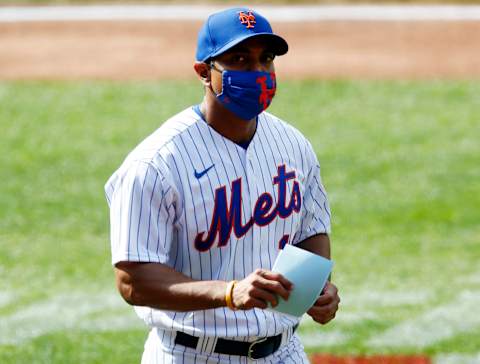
[231,269,293,310]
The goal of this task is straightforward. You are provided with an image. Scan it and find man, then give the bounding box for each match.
[105,7,340,363]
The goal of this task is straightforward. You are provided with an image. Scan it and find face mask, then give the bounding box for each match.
[212,66,277,121]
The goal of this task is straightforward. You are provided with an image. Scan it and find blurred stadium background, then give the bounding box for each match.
[1,1,479,363]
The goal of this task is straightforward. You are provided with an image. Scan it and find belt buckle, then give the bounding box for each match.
[247,337,268,360]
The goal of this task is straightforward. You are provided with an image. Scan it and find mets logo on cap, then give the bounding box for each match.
[238,10,256,28]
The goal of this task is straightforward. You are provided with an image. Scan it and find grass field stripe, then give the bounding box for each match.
[2,5,480,23]
[0,291,137,344]
[368,290,480,348]
[434,353,480,364]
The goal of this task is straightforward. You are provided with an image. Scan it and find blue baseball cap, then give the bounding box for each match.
[196,7,289,62]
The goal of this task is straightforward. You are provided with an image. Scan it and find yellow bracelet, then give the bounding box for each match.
[225,280,238,310]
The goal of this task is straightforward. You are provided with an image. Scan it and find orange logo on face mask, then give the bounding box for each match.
[238,10,256,29]
[257,73,276,110]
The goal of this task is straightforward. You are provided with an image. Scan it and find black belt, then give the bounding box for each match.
[174,325,298,360]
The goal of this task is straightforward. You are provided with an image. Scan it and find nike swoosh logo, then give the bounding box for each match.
[194,164,215,179]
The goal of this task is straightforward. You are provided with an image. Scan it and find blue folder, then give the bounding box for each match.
[269,244,333,317]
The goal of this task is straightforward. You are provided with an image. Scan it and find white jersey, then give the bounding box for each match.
[105,106,331,339]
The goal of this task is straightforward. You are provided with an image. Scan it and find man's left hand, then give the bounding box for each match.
[306,281,340,325]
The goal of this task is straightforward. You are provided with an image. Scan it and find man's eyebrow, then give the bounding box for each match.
[226,46,250,54]
[226,47,275,55]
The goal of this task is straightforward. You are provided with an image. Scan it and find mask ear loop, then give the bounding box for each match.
[209,61,227,98]
[209,61,224,73]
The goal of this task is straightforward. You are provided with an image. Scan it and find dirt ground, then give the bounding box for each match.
[1,20,480,80]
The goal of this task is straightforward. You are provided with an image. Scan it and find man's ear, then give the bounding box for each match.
[193,62,211,86]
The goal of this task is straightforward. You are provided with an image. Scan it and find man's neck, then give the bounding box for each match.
[200,93,257,145]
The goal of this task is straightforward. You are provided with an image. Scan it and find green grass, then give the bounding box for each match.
[0,80,479,362]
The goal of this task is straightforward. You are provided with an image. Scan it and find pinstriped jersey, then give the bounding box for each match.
[105,106,331,339]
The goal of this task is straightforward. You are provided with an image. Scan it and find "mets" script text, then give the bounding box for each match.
[194,164,301,251]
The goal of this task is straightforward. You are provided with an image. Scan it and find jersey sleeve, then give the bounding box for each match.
[292,156,331,245]
[106,161,177,265]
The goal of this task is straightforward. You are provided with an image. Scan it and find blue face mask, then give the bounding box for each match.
[212,66,277,121]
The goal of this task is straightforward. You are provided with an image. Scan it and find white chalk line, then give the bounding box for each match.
[0,290,142,345]
[434,353,480,364]
[457,270,480,284]
[1,284,478,350]
[297,288,433,347]
[0,292,15,308]
[298,328,351,348]
[340,289,432,307]
[334,310,378,323]
[2,5,480,23]
[369,290,480,348]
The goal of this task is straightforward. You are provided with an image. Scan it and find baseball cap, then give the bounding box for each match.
[196,7,289,62]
